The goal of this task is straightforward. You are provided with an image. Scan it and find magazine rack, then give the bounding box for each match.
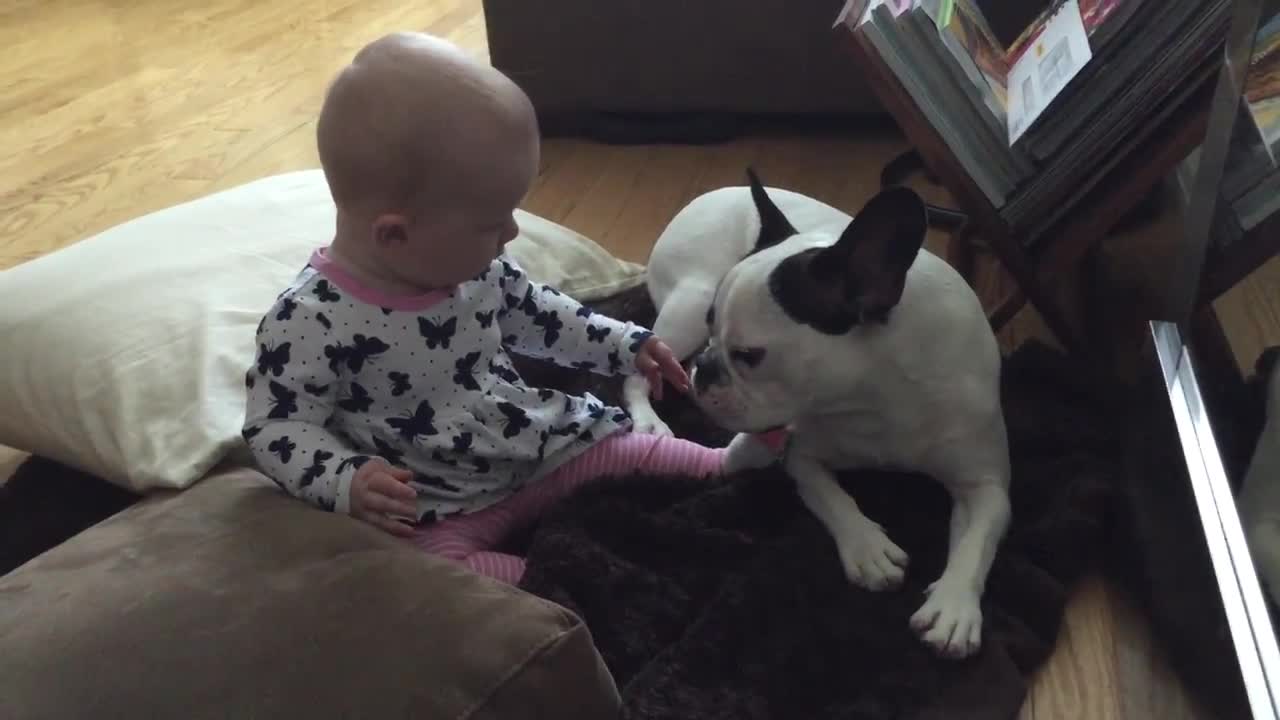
[834,1,1276,359]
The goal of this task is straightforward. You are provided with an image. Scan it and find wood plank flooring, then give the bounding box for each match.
[2,1,1273,717]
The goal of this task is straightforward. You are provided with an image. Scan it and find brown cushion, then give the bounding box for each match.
[0,467,619,719]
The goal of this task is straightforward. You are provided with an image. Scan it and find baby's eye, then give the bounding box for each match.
[729,347,765,368]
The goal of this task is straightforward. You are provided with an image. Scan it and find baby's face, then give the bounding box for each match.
[385,124,539,289]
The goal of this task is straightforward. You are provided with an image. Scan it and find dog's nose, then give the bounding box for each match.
[693,353,722,392]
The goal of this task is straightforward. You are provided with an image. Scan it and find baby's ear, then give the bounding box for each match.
[372,213,410,247]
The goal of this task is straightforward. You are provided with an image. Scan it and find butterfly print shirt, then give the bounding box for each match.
[242,249,653,521]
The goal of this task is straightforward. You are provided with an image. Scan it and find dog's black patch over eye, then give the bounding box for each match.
[730,347,765,368]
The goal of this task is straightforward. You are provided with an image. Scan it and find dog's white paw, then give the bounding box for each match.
[629,406,673,438]
[835,522,909,591]
[909,579,983,659]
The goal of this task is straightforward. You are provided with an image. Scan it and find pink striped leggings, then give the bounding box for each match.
[410,431,726,584]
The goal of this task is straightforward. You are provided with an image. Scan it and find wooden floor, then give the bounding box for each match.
[3,1,1277,717]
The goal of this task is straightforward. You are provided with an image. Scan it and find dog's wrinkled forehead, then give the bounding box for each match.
[732,166,928,336]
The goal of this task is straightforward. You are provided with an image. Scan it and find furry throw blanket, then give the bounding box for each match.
[506,289,1120,720]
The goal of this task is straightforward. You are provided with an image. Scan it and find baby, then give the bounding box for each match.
[242,32,726,584]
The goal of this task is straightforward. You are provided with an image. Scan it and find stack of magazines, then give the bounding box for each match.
[1176,9,1280,254]
[847,0,1234,247]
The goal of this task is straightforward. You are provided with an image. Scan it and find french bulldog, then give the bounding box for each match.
[623,169,1012,659]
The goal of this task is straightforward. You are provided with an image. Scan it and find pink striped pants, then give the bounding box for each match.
[410,431,726,584]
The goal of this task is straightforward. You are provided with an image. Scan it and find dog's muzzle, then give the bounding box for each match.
[692,351,725,394]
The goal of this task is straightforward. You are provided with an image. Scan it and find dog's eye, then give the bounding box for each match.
[730,347,765,368]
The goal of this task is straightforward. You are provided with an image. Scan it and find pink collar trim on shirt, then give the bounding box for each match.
[308,247,453,312]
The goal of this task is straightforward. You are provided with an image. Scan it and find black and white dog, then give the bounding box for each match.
[623,170,1012,659]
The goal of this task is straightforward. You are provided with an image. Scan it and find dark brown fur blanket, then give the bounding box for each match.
[505,288,1120,720]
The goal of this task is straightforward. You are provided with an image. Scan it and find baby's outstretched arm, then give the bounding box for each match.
[243,301,389,515]
[496,256,655,375]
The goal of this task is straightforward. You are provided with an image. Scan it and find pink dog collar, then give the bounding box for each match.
[753,427,790,453]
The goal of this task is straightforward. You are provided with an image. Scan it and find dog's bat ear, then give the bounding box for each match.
[816,186,928,324]
[746,167,798,254]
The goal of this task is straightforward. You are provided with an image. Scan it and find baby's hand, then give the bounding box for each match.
[636,336,690,400]
[351,458,419,537]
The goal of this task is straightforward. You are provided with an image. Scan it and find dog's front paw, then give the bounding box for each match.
[628,406,673,438]
[835,522,909,591]
[909,580,983,659]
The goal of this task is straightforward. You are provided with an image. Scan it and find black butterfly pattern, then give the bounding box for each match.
[501,260,521,281]
[586,403,606,420]
[453,351,482,391]
[534,311,563,347]
[325,335,390,374]
[372,435,405,466]
[607,350,623,374]
[414,473,464,494]
[629,330,654,353]
[303,383,329,397]
[473,457,491,474]
[536,430,551,462]
[579,429,594,442]
[268,436,296,463]
[276,298,297,321]
[475,309,495,329]
[489,359,520,384]
[452,432,473,452]
[337,455,371,475]
[381,307,395,316]
[316,311,332,330]
[575,306,594,319]
[505,286,538,317]
[313,280,341,303]
[586,325,611,343]
[348,335,389,372]
[550,422,580,437]
[538,389,555,401]
[418,316,458,350]
[256,342,291,377]
[387,400,438,443]
[242,425,262,441]
[496,402,532,439]
[299,449,333,488]
[338,381,373,413]
[571,360,596,372]
[267,381,298,419]
[388,371,412,396]
[324,343,348,374]
[613,410,629,423]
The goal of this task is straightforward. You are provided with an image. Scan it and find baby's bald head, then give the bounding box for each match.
[316,32,538,218]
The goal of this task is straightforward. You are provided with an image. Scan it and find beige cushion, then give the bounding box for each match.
[0,169,646,493]
[0,466,620,718]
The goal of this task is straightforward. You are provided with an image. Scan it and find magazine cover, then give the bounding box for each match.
[1245,10,1280,163]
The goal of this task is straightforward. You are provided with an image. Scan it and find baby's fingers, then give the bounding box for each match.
[369,472,418,502]
[364,488,419,520]
[368,513,417,538]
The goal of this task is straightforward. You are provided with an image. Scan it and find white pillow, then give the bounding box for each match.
[0,169,646,493]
